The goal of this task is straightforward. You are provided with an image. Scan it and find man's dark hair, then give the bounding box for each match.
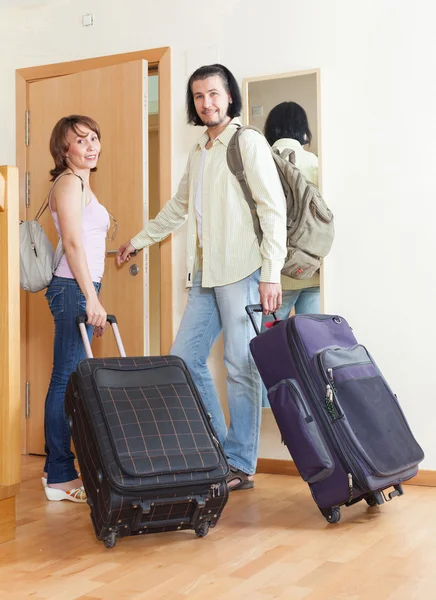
[186,64,242,126]
[264,101,312,147]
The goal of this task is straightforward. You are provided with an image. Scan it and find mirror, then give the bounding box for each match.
[243,70,320,156]
[242,69,323,408]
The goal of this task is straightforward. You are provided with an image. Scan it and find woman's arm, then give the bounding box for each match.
[53,175,107,329]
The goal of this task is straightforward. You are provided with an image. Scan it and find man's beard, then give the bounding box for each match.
[201,111,225,128]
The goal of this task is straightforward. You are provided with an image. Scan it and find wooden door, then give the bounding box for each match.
[0,166,20,543]
[26,60,149,454]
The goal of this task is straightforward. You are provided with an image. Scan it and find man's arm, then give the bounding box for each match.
[239,130,287,313]
[117,154,191,265]
[239,130,287,283]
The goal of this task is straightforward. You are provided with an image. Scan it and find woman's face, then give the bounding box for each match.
[65,124,101,171]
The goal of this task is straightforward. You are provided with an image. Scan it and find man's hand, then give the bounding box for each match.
[259,282,282,315]
[116,241,136,266]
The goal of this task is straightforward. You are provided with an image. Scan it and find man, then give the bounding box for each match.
[117,64,286,490]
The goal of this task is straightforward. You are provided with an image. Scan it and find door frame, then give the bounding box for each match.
[16,47,173,454]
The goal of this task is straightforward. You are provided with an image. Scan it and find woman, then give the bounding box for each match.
[42,115,110,502]
[262,101,320,407]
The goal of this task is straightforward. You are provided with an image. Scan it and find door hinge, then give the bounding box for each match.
[25,171,30,208]
[25,381,30,419]
[25,109,30,146]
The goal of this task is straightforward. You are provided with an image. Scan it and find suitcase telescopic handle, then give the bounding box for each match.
[245,304,277,336]
[76,314,126,359]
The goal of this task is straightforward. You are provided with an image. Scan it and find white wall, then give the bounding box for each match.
[1,0,435,468]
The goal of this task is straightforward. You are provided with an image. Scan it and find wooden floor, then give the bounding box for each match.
[1,457,435,600]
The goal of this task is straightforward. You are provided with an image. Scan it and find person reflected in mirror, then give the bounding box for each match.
[261,101,320,407]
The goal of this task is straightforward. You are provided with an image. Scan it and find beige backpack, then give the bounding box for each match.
[227,126,334,280]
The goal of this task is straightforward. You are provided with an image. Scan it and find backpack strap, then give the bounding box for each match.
[277,147,296,165]
[226,125,263,245]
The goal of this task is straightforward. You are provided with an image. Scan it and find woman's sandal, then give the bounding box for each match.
[44,485,87,503]
[226,466,254,491]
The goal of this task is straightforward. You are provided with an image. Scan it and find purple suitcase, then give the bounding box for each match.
[246,305,424,523]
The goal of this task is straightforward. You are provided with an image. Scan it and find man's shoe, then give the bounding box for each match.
[226,467,254,491]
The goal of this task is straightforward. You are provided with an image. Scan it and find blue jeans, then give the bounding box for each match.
[43,276,101,484]
[171,270,262,475]
[261,286,320,408]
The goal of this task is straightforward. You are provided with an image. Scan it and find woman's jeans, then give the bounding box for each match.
[44,276,100,484]
[171,270,262,475]
[261,286,320,408]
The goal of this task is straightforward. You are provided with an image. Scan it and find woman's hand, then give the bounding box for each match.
[86,297,107,329]
[116,241,136,266]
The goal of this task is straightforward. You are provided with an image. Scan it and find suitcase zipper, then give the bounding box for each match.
[210,483,221,498]
[287,321,366,492]
[316,352,374,488]
[104,471,227,497]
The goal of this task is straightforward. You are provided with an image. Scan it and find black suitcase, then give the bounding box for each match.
[65,315,230,548]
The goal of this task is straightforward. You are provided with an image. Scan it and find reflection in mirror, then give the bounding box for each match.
[242,70,322,408]
[246,72,319,156]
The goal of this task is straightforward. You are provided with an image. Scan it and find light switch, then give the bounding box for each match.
[252,105,263,117]
[82,14,94,27]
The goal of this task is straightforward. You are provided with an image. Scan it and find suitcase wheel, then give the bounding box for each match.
[104,531,118,549]
[195,521,210,538]
[320,506,341,524]
[364,493,378,507]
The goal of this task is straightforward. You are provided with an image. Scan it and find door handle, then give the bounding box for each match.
[106,249,138,256]
[129,264,139,276]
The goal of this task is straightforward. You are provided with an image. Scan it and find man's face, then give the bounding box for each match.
[192,75,232,128]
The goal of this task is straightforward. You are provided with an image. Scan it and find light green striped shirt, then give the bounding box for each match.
[131,118,287,288]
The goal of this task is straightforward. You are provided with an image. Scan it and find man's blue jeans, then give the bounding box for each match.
[171,270,262,475]
[261,286,320,407]
[43,276,100,484]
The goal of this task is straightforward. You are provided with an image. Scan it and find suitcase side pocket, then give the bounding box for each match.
[268,379,334,484]
[318,345,425,476]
